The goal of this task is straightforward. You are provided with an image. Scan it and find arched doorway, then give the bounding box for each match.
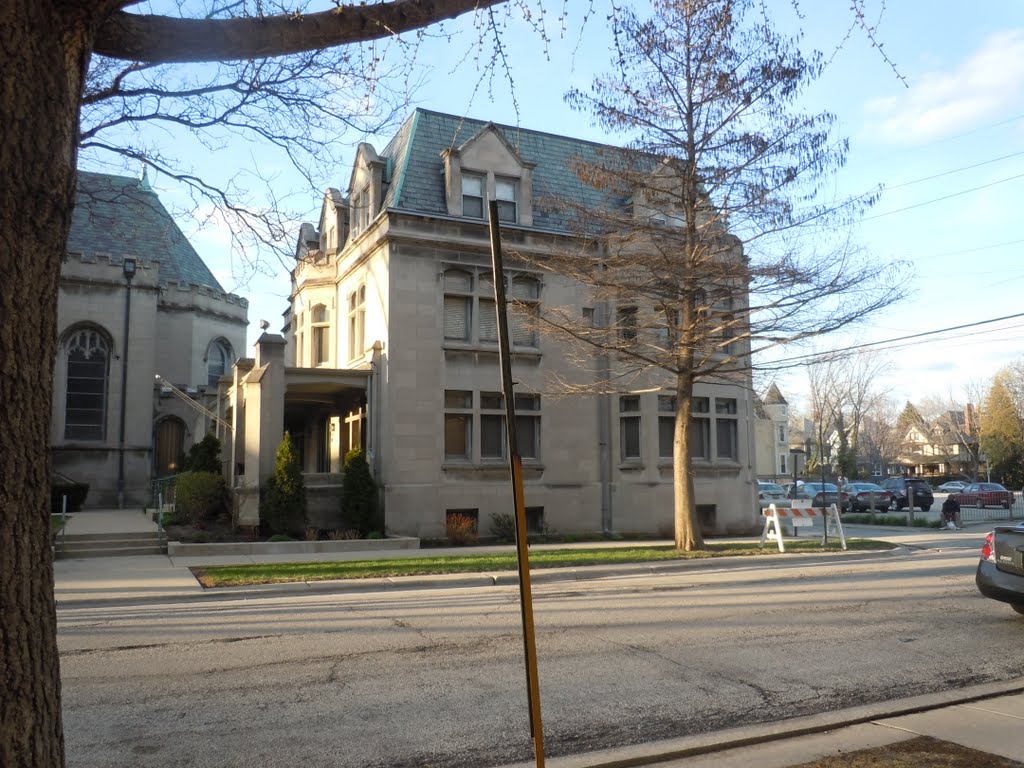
[154,418,186,476]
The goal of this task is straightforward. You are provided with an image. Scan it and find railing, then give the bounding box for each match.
[958,496,1024,524]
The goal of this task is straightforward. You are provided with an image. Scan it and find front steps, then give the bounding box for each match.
[56,531,166,559]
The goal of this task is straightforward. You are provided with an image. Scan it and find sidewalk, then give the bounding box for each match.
[53,510,1024,768]
[496,680,1024,767]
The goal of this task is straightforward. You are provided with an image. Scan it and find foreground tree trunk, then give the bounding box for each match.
[1,3,101,765]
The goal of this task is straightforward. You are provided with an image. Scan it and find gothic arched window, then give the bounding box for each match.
[206,339,233,387]
[64,328,109,441]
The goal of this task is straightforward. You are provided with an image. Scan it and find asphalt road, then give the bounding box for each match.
[57,531,1024,768]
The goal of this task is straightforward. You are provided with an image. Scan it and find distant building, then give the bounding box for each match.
[754,383,792,481]
[223,109,760,537]
[53,171,247,506]
[896,405,982,481]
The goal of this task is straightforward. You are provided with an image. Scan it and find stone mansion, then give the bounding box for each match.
[223,109,759,538]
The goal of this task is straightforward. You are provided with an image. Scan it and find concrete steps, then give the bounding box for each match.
[56,530,166,559]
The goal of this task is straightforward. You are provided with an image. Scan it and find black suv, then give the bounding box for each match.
[881,477,934,512]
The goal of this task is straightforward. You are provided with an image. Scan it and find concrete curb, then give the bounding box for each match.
[56,546,908,609]
[493,678,1024,768]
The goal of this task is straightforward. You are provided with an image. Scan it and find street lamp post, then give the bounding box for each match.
[116,257,137,509]
[789,446,805,539]
[790,446,805,494]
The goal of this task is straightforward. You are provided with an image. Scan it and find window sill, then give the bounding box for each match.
[443,343,541,359]
[443,462,545,478]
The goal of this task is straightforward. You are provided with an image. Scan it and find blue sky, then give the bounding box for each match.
[87,1,1024,413]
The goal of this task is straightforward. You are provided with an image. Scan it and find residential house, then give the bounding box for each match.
[225,109,759,537]
[897,406,982,481]
[753,383,792,482]
[53,171,248,506]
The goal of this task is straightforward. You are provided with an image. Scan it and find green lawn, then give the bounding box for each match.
[191,539,892,588]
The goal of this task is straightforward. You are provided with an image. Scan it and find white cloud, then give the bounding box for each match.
[862,29,1024,144]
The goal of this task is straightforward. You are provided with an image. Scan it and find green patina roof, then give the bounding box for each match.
[68,171,224,291]
[380,109,631,232]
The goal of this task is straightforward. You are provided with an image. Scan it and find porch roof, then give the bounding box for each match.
[284,367,369,401]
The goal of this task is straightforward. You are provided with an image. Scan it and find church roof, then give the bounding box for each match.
[68,171,224,291]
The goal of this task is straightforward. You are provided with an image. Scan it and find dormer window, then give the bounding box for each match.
[352,187,370,235]
[495,178,518,223]
[443,124,535,226]
[462,173,485,219]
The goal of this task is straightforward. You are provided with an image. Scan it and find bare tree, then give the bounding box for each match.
[859,396,901,479]
[918,386,985,481]
[803,351,891,478]
[518,0,904,550]
[1,2,510,764]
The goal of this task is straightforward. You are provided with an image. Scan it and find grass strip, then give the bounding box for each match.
[192,539,891,588]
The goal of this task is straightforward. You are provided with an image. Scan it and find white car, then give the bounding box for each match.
[937,481,968,493]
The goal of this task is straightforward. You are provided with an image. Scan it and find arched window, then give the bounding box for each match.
[154,418,186,476]
[206,339,233,387]
[64,328,109,441]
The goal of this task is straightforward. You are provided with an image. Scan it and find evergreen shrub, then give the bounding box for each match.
[261,432,307,537]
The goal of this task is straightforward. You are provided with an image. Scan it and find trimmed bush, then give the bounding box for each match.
[341,448,379,536]
[261,432,307,537]
[175,471,228,526]
[184,433,222,474]
[489,512,516,543]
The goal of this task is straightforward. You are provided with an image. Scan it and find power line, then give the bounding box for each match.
[764,310,1024,367]
[885,150,1024,191]
[861,171,1024,222]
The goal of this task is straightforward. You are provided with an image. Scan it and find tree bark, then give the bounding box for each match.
[674,372,703,551]
[94,0,509,63]
[0,2,99,765]
[3,0,503,763]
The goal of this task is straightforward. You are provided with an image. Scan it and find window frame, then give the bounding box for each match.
[311,303,331,367]
[462,172,485,220]
[63,327,110,442]
[619,395,642,463]
[348,284,366,362]
[495,176,518,223]
[443,267,541,351]
[206,339,232,388]
[443,390,472,461]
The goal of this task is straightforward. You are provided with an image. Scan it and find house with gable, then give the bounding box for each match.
[753,383,793,482]
[225,109,759,537]
[54,170,248,507]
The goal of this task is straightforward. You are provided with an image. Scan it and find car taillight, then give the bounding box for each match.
[980,532,996,563]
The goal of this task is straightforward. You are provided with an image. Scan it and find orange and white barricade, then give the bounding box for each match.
[759,499,846,553]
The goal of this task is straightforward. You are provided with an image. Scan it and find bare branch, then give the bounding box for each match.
[95,0,509,63]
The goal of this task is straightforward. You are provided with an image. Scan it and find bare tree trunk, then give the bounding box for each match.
[674,373,703,550]
[0,2,94,765]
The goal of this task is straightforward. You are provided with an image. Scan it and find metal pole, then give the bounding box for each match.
[489,200,545,768]
[117,268,134,509]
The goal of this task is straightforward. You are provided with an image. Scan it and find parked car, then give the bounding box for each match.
[757,481,789,501]
[936,480,968,493]
[800,482,850,513]
[953,482,1016,510]
[757,481,791,512]
[881,477,934,512]
[976,522,1024,615]
[841,482,892,513]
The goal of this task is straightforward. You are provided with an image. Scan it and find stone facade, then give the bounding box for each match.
[52,171,247,507]
[232,110,760,537]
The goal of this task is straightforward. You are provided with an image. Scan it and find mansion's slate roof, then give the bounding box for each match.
[68,171,224,291]
[380,109,630,233]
